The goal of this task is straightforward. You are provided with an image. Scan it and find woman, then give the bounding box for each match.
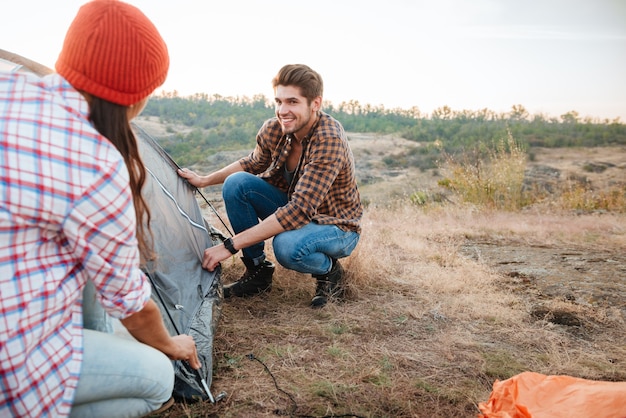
[0,1,200,417]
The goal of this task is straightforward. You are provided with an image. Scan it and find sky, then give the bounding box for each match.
[2,0,625,121]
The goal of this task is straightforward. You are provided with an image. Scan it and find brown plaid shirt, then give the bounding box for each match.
[238,112,363,233]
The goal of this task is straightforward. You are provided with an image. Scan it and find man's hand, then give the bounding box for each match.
[202,244,231,271]
[202,215,286,272]
[178,161,244,189]
[177,167,206,188]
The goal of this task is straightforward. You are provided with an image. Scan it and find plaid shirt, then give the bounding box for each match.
[239,112,363,233]
[0,72,151,417]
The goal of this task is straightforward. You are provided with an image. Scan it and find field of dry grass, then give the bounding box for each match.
[154,140,625,418]
[158,205,625,418]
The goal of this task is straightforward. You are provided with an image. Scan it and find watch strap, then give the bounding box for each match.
[223,237,238,254]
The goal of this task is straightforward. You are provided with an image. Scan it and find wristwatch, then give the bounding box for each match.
[223,237,238,254]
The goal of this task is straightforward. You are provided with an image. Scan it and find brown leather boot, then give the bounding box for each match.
[223,258,274,298]
[311,259,345,308]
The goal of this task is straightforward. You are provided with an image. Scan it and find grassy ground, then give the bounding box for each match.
[155,203,625,418]
[152,140,625,417]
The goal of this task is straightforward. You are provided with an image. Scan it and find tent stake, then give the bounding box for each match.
[200,377,215,403]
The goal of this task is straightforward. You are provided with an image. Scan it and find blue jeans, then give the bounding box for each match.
[223,172,360,275]
[73,284,174,418]
[70,330,174,418]
[82,280,113,333]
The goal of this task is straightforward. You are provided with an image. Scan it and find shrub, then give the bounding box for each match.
[559,183,626,213]
[438,131,528,210]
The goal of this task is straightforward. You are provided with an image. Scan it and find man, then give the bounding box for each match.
[179,64,363,308]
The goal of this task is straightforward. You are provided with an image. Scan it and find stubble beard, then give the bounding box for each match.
[280,110,312,137]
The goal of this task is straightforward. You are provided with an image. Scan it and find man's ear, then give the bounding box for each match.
[312,96,322,112]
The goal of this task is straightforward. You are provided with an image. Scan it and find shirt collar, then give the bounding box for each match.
[43,73,91,121]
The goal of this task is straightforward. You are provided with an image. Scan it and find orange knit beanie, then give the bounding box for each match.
[55,0,169,106]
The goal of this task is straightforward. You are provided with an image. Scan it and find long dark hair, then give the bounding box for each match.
[88,96,154,263]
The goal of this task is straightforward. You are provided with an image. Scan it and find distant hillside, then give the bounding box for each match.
[140,93,626,167]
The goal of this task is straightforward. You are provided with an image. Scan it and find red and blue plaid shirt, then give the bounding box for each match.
[0,72,151,417]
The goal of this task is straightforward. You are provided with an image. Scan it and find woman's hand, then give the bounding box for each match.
[168,334,202,370]
[122,299,202,369]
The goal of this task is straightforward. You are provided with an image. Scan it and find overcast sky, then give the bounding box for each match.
[2,0,625,120]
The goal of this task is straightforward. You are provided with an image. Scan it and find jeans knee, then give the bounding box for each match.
[273,236,297,269]
[222,171,249,201]
[142,347,175,405]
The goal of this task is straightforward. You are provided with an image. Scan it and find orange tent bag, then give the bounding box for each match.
[478,371,626,418]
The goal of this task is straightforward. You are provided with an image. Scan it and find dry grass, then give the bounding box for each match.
[158,204,626,418]
[154,141,625,417]
[438,133,528,210]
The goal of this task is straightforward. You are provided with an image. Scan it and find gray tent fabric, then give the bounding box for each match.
[134,123,223,401]
[0,48,53,76]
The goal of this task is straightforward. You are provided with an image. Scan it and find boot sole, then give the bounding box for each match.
[224,286,272,298]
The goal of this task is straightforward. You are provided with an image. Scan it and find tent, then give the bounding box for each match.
[134,123,223,401]
[0,49,223,402]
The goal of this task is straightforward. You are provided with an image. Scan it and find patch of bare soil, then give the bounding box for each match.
[348,132,434,203]
[461,240,626,326]
[529,146,626,188]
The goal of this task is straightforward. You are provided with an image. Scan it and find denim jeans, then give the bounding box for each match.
[82,280,113,333]
[70,330,174,418]
[223,172,360,275]
[72,284,174,418]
